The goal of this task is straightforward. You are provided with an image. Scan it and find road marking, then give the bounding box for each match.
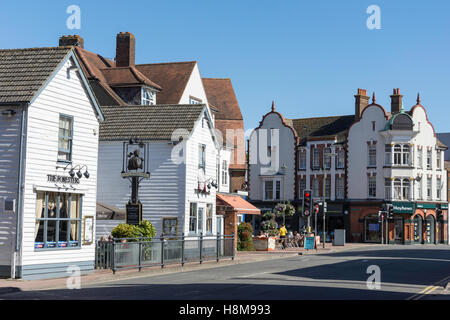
[406,275,450,300]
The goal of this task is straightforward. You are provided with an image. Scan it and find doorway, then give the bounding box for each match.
[425,215,435,244]
[394,217,404,244]
[413,215,423,244]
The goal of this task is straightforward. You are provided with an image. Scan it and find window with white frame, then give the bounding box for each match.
[189,203,198,233]
[312,177,319,198]
[325,176,331,199]
[299,178,306,198]
[58,115,73,162]
[385,144,392,165]
[436,177,441,200]
[437,150,442,170]
[417,179,422,200]
[336,177,344,199]
[402,178,410,200]
[393,144,411,166]
[427,177,432,200]
[264,180,281,201]
[368,176,376,198]
[298,150,306,170]
[393,179,401,200]
[427,150,432,170]
[312,148,320,169]
[206,204,213,234]
[189,96,202,104]
[142,87,156,105]
[35,191,82,249]
[197,207,204,234]
[385,179,391,200]
[264,180,273,200]
[368,145,377,167]
[336,148,345,169]
[324,148,331,169]
[221,160,228,185]
[417,148,423,169]
[198,144,206,172]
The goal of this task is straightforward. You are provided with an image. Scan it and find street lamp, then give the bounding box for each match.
[323,152,337,248]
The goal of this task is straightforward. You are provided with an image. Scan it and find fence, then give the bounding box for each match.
[95,233,235,273]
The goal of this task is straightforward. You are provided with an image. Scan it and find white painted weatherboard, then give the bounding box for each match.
[20,57,99,268]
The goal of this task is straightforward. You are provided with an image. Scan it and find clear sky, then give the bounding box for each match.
[2,0,450,133]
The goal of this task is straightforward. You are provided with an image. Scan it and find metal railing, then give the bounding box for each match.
[95,233,235,273]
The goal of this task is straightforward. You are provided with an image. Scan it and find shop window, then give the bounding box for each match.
[35,191,81,249]
[58,115,73,162]
[206,204,213,234]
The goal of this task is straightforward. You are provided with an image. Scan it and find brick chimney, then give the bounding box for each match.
[59,35,84,48]
[390,88,403,115]
[354,88,370,120]
[116,32,135,67]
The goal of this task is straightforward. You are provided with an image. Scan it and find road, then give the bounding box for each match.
[1,245,449,300]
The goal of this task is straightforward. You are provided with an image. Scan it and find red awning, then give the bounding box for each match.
[216,193,261,215]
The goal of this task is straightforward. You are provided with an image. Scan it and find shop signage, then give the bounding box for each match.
[416,203,436,209]
[442,204,449,210]
[392,202,414,214]
[126,203,142,226]
[47,174,80,184]
[304,236,315,250]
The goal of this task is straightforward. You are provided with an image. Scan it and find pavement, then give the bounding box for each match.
[0,242,373,293]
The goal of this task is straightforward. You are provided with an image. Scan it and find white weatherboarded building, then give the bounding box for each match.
[0,47,104,279]
[96,104,220,238]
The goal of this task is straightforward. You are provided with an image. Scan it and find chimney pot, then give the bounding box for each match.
[390,88,403,115]
[59,35,84,49]
[116,32,135,67]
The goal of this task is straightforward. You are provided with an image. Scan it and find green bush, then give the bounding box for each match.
[237,222,255,251]
[111,220,156,241]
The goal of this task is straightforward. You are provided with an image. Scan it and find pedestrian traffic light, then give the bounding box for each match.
[302,189,313,217]
[313,203,320,215]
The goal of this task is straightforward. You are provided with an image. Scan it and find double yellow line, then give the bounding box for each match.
[407,275,450,300]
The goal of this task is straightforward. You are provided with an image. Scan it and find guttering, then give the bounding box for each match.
[15,102,28,276]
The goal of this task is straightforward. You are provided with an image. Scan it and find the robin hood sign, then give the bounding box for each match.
[47,174,80,184]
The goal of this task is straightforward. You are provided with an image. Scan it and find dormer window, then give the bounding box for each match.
[142,87,156,105]
[189,96,202,104]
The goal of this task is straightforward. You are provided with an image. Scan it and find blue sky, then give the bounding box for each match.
[2,0,450,132]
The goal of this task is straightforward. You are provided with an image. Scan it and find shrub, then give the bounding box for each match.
[237,222,255,251]
[111,220,156,241]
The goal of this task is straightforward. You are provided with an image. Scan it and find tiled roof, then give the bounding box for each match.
[0,46,72,103]
[202,78,243,120]
[216,193,261,215]
[99,104,205,141]
[135,62,196,104]
[100,66,162,90]
[289,115,355,145]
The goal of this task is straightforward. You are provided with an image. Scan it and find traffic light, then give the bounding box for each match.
[302,189,313,217]
[313,203,320,215]
[386,203,394,219]
[436,204,443,219]
[378,210,384,223]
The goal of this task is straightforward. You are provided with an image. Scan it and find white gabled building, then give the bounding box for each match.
[347,89,448,244]
[0,47,104,279]
[96,104,221,238]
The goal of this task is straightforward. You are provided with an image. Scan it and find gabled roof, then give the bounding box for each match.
[135,62,196,104]
[289,115,355,145]
[99,104,207,141]
[0,46,72,103]
[202,78,243,120]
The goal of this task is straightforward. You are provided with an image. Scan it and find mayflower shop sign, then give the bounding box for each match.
[392,202,414,214]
